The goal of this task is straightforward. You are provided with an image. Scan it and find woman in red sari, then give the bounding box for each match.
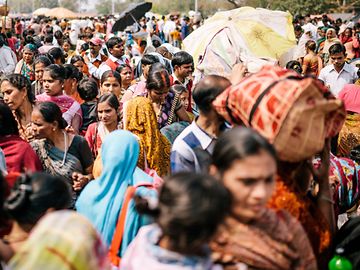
[0,103,42,175]
[36,64,82,134]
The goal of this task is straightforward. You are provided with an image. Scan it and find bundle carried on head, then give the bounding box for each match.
[213,65,346,162]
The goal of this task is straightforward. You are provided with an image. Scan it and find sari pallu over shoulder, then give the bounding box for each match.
[30,139,83,203]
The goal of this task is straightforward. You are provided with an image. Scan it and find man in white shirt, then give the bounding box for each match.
[98,37,129,78]
[83,37,108,80]
[318,43,358,97]
[0,37,16,75]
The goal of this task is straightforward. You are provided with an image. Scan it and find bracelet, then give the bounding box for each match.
[318,194,335,204]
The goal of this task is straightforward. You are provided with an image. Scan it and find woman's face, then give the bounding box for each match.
[31,108,55,140]
[179,91,189,109]
[42,70,63,96]
[214,150,277,223]
[62,42,70,52]
[73,60,84,73]
[120,67,132,86]
[97,101,118,126]
[149,87,169,104]
[23,49,34,64]
[35,63,46,82]
[1,81,27,110]
[345,28,352,37]
[327,30,335,39]
[101,77,122,97]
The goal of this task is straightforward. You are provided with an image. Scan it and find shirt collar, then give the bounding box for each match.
[329,62,351,73]
[191,120,216,150]
[172,73,189,86]
[87,52,102,62]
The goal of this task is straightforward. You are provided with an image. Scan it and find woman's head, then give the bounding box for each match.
[22,44,37,64]
[42,64,66,96]
[146,63,170,104]
[70,55,85,73]
[97,93,119,126]
[78,78,99,102]
[326,28,337,39]
[62,38,72,52]
[344,27,353,38]
[8,211,109,270]
[305,40,316,52]
[31,101,68,139]
[210,127,277,223]
[48,47,65,65]
[1,74,35,110]
[4,172,71,226]
[33,55,53,83]
[171,84,189,109]
[63,64,83,96]
[136,172,230,254]
[285,60,302,75]
[100,70,122,97]
[0,103,19,136]
[116,64,133,88]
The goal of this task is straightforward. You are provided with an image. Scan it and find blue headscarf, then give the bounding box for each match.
[76,130,155,257]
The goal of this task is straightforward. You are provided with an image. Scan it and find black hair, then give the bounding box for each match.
[139,40,147,47]
[80,43,89,52]
[100,70,121,85]
[329,43,346,55]
[44,34,53,44]
[136,172,231,255]
[171,84,187,94]
[305,40,316,51]
[0,103,19,136]
[63,64,83,82]
[1,74,35,104]
[35,101,68,129]
[33,55,53,70]
[141,54,159,66]
[70,55,85,66]
[48,47,65,64]
[146,63,170,91]
[106,36,123,50]
[286,60,303,74]
[54,30,63,40]
[115,64,132,74]
[171,51,193,67]
[78,78,98,101]
[212,127,277,173]
[192,75,230,113]
[294,25,303,32]
[44,64,66,82]
[4,172,72,225]
[97,93,120,111]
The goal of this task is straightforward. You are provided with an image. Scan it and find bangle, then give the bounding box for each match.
[318,194,335,204]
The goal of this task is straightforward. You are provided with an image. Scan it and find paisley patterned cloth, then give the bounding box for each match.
[123,97,171,177]
[338,113,360,157]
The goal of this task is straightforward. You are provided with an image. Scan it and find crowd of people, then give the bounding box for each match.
[0,10,360,270]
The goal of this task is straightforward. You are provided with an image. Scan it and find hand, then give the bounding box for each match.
[230,63,247,85]
[72,172,90,191]
[308,138,330,188]
[65,125,75,134]
[83,54,90,65]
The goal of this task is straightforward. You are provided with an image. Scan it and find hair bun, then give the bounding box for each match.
[4,174,32,212]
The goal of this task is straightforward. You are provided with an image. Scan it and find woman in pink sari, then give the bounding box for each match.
[36,64,82,134]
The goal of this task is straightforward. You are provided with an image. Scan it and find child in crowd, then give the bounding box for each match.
[121,172,230,269]
[78,78,99,135]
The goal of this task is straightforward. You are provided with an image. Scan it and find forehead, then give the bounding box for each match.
[330,52,345,58]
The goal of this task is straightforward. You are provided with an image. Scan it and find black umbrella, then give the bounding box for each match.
[112,2,152,33]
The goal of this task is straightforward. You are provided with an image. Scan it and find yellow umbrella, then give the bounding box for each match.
[183,7,296,71]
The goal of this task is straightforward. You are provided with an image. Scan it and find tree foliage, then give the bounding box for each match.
[226,0,360,14]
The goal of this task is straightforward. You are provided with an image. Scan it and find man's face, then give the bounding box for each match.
[109,42,124,58]
[89,42,101,55]
[330,52,346,69]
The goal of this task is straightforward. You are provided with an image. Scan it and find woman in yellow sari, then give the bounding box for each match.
[123,97,171,177]
[338,84,360,157]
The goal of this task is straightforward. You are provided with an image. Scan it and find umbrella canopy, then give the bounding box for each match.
[32,7,50,16]
[112,2,152,32]
[47,7,77,18]
[183,7,296,77]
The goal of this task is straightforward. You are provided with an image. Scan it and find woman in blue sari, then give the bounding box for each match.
[76,130,155,266]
